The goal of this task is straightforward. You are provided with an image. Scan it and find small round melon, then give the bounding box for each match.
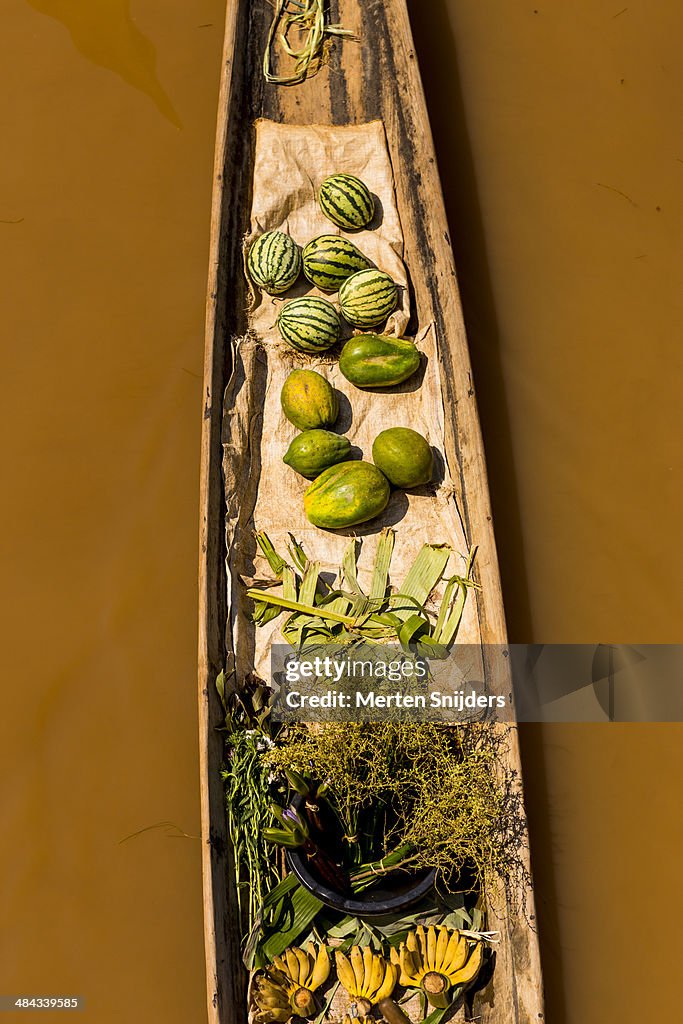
[339,269,398,328]
[247,230,301,295]
[277,296,341,353]
[302,234,371,292]
[318,174,375,230]
[372,427,433,488]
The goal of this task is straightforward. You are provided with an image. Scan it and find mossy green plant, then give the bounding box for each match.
[263,722,528,901]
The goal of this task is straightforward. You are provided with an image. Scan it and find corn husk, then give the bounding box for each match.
[245,530,478,653]
[263,0,356,86]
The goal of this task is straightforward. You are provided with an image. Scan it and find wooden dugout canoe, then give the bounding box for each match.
[198,2,545,1023]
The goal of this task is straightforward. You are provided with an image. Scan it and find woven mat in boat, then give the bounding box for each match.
[223,119,480,683]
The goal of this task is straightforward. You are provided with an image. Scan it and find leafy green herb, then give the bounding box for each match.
[220,679,281,940]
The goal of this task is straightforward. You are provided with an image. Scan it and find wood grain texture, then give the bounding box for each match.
[198,2,545,1021]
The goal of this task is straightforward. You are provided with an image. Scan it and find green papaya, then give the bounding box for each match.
[281,369,339,430]
[304,461,390,529]
[372,427,433,488]
[283,430,351,479]
[338,334,421,388]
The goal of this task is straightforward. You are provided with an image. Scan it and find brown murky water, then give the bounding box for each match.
[1,1,681,1022]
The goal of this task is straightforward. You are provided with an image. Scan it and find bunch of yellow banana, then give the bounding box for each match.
[335,946,408,1024]
[341,1016,373,1024]
[251,973,292,1024]
[253,942,331,1021]
[390,925,484,1008]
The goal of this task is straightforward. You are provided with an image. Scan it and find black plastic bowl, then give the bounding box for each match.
[286,848,436,917]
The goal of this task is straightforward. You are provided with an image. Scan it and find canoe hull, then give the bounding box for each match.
[198,3,544,1021]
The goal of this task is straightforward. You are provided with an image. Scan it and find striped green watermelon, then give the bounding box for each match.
[338,269,398,328]
[318,174,375,230]
[277,296,341,353]
[247,230,301,295]
[302,234,371,292]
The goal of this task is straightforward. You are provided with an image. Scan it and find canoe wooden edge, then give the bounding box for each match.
[198,5,242,1021]
[198,4,546,1023]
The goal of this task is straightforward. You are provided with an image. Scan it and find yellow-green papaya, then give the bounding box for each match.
[338,335,421,388]
[281,369,338,430]
[283,430,351,479]
[304,461,390,529]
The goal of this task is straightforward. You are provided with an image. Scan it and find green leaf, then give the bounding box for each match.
[287,533,309,573]
[442,908,471,930]
[415,636,449,659]
[325,915,361,939]
[347,593,374,618]
[255,531,287,577]
[421,1005,446,1024]
[342,538,364,595]
[282,612,335,648]
[259,882,323,962]
[337,920,375,952]
[253,596,284,626]
[282,565,298,603]
[400,544,451,609]
[372,610,402,629]
[243,873,300,969]
[316,589,353,616]
[367,904,441,939]
[471,892,486,931]
[398,613,430,650]
[435,580,468,644]
[432,574,458,642]
[433,547,479,645]
[262,872,299,908]
[251,534,295,624]
[299,561,321,606]
[388,593,431,616]
[245,589,356,624]
[296,631,337,653]
[248,534,483,655]
[369,527,395,600]
[313,980,339,1024]
[215,670,226,713]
